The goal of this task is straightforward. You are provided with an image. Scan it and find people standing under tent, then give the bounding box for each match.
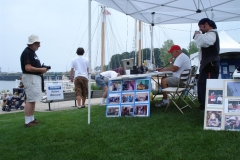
[70,47,89,109]
[193,18,220,111]
[155,45,191,107]
[20,34,49,127]
[95,68,123,106]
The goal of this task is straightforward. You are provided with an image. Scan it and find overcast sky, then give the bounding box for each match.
[1,0,240,73]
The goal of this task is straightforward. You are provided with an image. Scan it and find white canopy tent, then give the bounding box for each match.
[87,0,240,124]
[94,0,240,24]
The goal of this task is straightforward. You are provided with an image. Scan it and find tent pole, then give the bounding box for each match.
[150,12,155,68]
[88,0,91,124]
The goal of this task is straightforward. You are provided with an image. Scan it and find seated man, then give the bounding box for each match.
[155,45,191,107]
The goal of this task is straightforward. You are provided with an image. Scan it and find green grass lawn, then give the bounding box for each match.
[0,100,239,160]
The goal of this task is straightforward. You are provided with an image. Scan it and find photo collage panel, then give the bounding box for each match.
[204,79,240,131]
[106,78,151,117]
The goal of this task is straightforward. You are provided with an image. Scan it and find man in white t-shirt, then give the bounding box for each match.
[155,45,191,107]
[70,47,89,109]
[95,70,122,106]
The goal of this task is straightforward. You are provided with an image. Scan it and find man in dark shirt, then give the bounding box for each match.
[193,18,220,111]
[20,34,49,127]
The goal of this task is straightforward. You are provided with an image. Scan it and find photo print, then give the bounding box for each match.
[136,79,149,90]
[122,80,135,91]
[227,99,240,112]
[108,93,121,104]
[122,92,134,103]
[121,105,134,117]
[225,115,240,131]
[109,81,122,92]
[106,105,120,117]
[135,92,149,103]
[134,104,148,116]
[226,81,240,97]
[205,110,222,130]
[207,89,223,105]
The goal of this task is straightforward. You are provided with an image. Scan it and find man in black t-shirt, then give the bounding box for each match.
[193,18,220,111]
[20,34,49,127]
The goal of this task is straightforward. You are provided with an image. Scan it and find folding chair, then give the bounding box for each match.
[162,69,192,114]
[184,65,199,105]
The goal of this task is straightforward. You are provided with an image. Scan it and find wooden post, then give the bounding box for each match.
[138,21,142,66]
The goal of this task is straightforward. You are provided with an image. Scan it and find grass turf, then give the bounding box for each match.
[0,100,239,160]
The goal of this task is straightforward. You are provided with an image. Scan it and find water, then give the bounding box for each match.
[0,81,19,93]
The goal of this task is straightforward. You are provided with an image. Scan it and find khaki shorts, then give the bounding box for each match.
[74,76,88,97]
[22,74,42,102]
[166,77,185,87]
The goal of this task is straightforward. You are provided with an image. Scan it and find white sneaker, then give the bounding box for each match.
[100,102,106,106]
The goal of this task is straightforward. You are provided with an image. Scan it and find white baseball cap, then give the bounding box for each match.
[27,34,41,45]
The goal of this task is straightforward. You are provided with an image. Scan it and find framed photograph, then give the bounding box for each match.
[136,79,150,90]
[106,105,120,117]
[225,99,240,113]
[225,115,240,131]
[108,93,121,104]
[135,92,149,103]
[121,105,134,117]
[207,89,223,105]
[204,110,222,130]
[226,81,240,97]
[122,92,134,103]
[122,80,135,91]
[109,80,122,92]
[134,104,149,117]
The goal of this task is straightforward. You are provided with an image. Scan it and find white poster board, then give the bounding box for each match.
[106,77,151,117]
[46,83,64,101]
[204,79,240,131]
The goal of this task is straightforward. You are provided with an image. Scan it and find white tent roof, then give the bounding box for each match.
[94,0,240,25]
[219,30,240,53]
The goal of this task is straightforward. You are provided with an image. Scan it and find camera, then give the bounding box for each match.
[42,63,51,70]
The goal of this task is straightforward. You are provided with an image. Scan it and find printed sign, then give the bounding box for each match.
[46,83,64,100]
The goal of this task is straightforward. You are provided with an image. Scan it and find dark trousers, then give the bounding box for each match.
[197,61,219,108]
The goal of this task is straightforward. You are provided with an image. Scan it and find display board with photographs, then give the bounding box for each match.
[106,77,151,117]
[204,79,240,131]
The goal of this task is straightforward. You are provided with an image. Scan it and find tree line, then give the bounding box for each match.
[94,40,199,71]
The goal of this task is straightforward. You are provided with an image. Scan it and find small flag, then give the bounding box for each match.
[104,9,111,15]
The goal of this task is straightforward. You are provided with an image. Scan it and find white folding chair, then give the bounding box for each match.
[162,69,192,114]
[185,65,198,105]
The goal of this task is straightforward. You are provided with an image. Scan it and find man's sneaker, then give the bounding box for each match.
[30,119,39,124]
[155,101,168,107]
[24,123,36,127]
[81,105,86,108]
[100,102,106,106]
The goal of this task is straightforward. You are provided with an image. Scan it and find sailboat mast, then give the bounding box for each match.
[101,6,106,72]
[134,19,137,66]
[138,21,142,66]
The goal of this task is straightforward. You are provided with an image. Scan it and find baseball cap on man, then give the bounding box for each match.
[27,34,41,45]
[168,45,181,53]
